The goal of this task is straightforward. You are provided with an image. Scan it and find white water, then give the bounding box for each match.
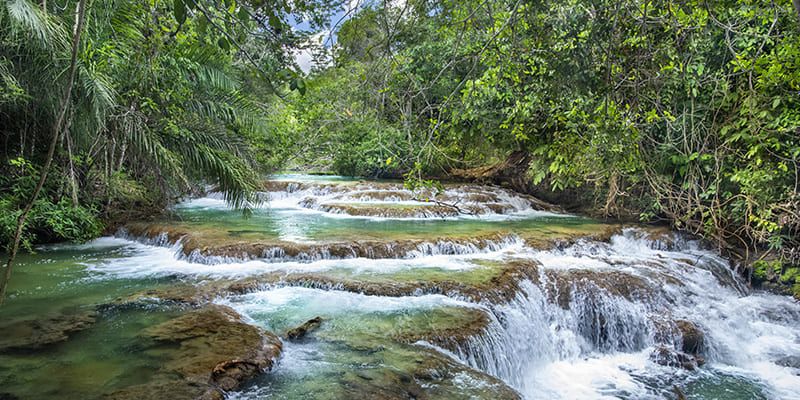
[85,235,529,279]
[73,178,800,399]
[218,286,482,321]
[452,230,800,399]
[83,227,800,399]
[180,179,564,220]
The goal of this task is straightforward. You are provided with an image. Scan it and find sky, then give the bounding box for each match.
[292,0,365,73]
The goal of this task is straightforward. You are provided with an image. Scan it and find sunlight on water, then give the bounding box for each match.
[2,176,798,400]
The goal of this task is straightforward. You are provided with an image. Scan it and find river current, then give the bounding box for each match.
[1,175,798,399]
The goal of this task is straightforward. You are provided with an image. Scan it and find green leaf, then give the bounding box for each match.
[237,7,250,24]
[174,0,186,25]
[268,13,282,30]
[218,37,230,51]
[197,16,208,34]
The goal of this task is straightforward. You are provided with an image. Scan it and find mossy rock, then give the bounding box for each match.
[752,259,800,298]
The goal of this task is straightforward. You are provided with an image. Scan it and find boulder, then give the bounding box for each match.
[388,307,490,352]
[107,304,282,399]
[339,347,522,400]
[544,269,654,309]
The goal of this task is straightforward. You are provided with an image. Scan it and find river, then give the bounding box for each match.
[1,175,798,399]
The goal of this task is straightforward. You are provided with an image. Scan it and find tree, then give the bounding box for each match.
[1,0,88,305]
[0,0,341,303]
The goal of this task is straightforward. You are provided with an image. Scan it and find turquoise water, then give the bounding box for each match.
[173,205,595,242]
[0,241,186,399]
[1,176,798,400]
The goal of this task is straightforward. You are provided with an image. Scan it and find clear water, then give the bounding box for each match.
[1,175,799,400]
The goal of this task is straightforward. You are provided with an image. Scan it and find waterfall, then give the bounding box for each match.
[448,230,800,399]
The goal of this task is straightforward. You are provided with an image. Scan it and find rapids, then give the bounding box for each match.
[1,175,798,400]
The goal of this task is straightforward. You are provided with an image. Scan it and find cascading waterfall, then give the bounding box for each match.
[258,179,558,218]
[117,228,526,266]
[456,279,656,393]
[449,230,800,399]
[10,177,797,400]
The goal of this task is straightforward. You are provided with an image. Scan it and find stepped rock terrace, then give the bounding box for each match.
[1,176,798,400]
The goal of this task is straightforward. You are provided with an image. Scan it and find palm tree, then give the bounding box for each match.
[0,0,294,303]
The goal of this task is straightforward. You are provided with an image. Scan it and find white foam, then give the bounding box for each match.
[38,236,134,251]
[85,235,527,279]
[451,230,800,399]
[219,286,481,316]
[180,178,570,220]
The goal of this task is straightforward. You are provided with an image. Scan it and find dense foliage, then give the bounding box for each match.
[269,0,799,279]
[2,0,798,293]
[0,0,335,246]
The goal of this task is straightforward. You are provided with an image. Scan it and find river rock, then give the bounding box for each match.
[316,202,460,218]
[144,304,281,379]
[111,282,232,307]
[544,269,654,309]
[650,320,705,370]
[339,347,521,400]
[226,258,540,305]
[105,304,282,399]
[124,221,525,264]
[675,320,704,354]
[0,309,97,352]
[650,346,705,370]
[104,380,209,400]
[286,316,323,340]
[388,307,491,352]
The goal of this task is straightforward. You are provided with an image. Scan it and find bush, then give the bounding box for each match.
[0,158,103,250]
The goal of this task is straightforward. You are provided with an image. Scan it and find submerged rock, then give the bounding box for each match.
[0,309,97,352]
[108,305,281,399]
[650,346,705,371]
[388,307,491,352]
[286,316,323,340]
[105,380,210,400]
[338,346,522,400]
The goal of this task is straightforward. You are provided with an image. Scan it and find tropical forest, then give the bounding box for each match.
[1,0,799,399]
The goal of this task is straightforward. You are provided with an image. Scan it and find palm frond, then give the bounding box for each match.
[4,0,66,49]
[77,61,117,126]
[177,142,260,211]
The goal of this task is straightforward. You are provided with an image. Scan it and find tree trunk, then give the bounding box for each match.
[67,129,80,207]
[0,0,88,305]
